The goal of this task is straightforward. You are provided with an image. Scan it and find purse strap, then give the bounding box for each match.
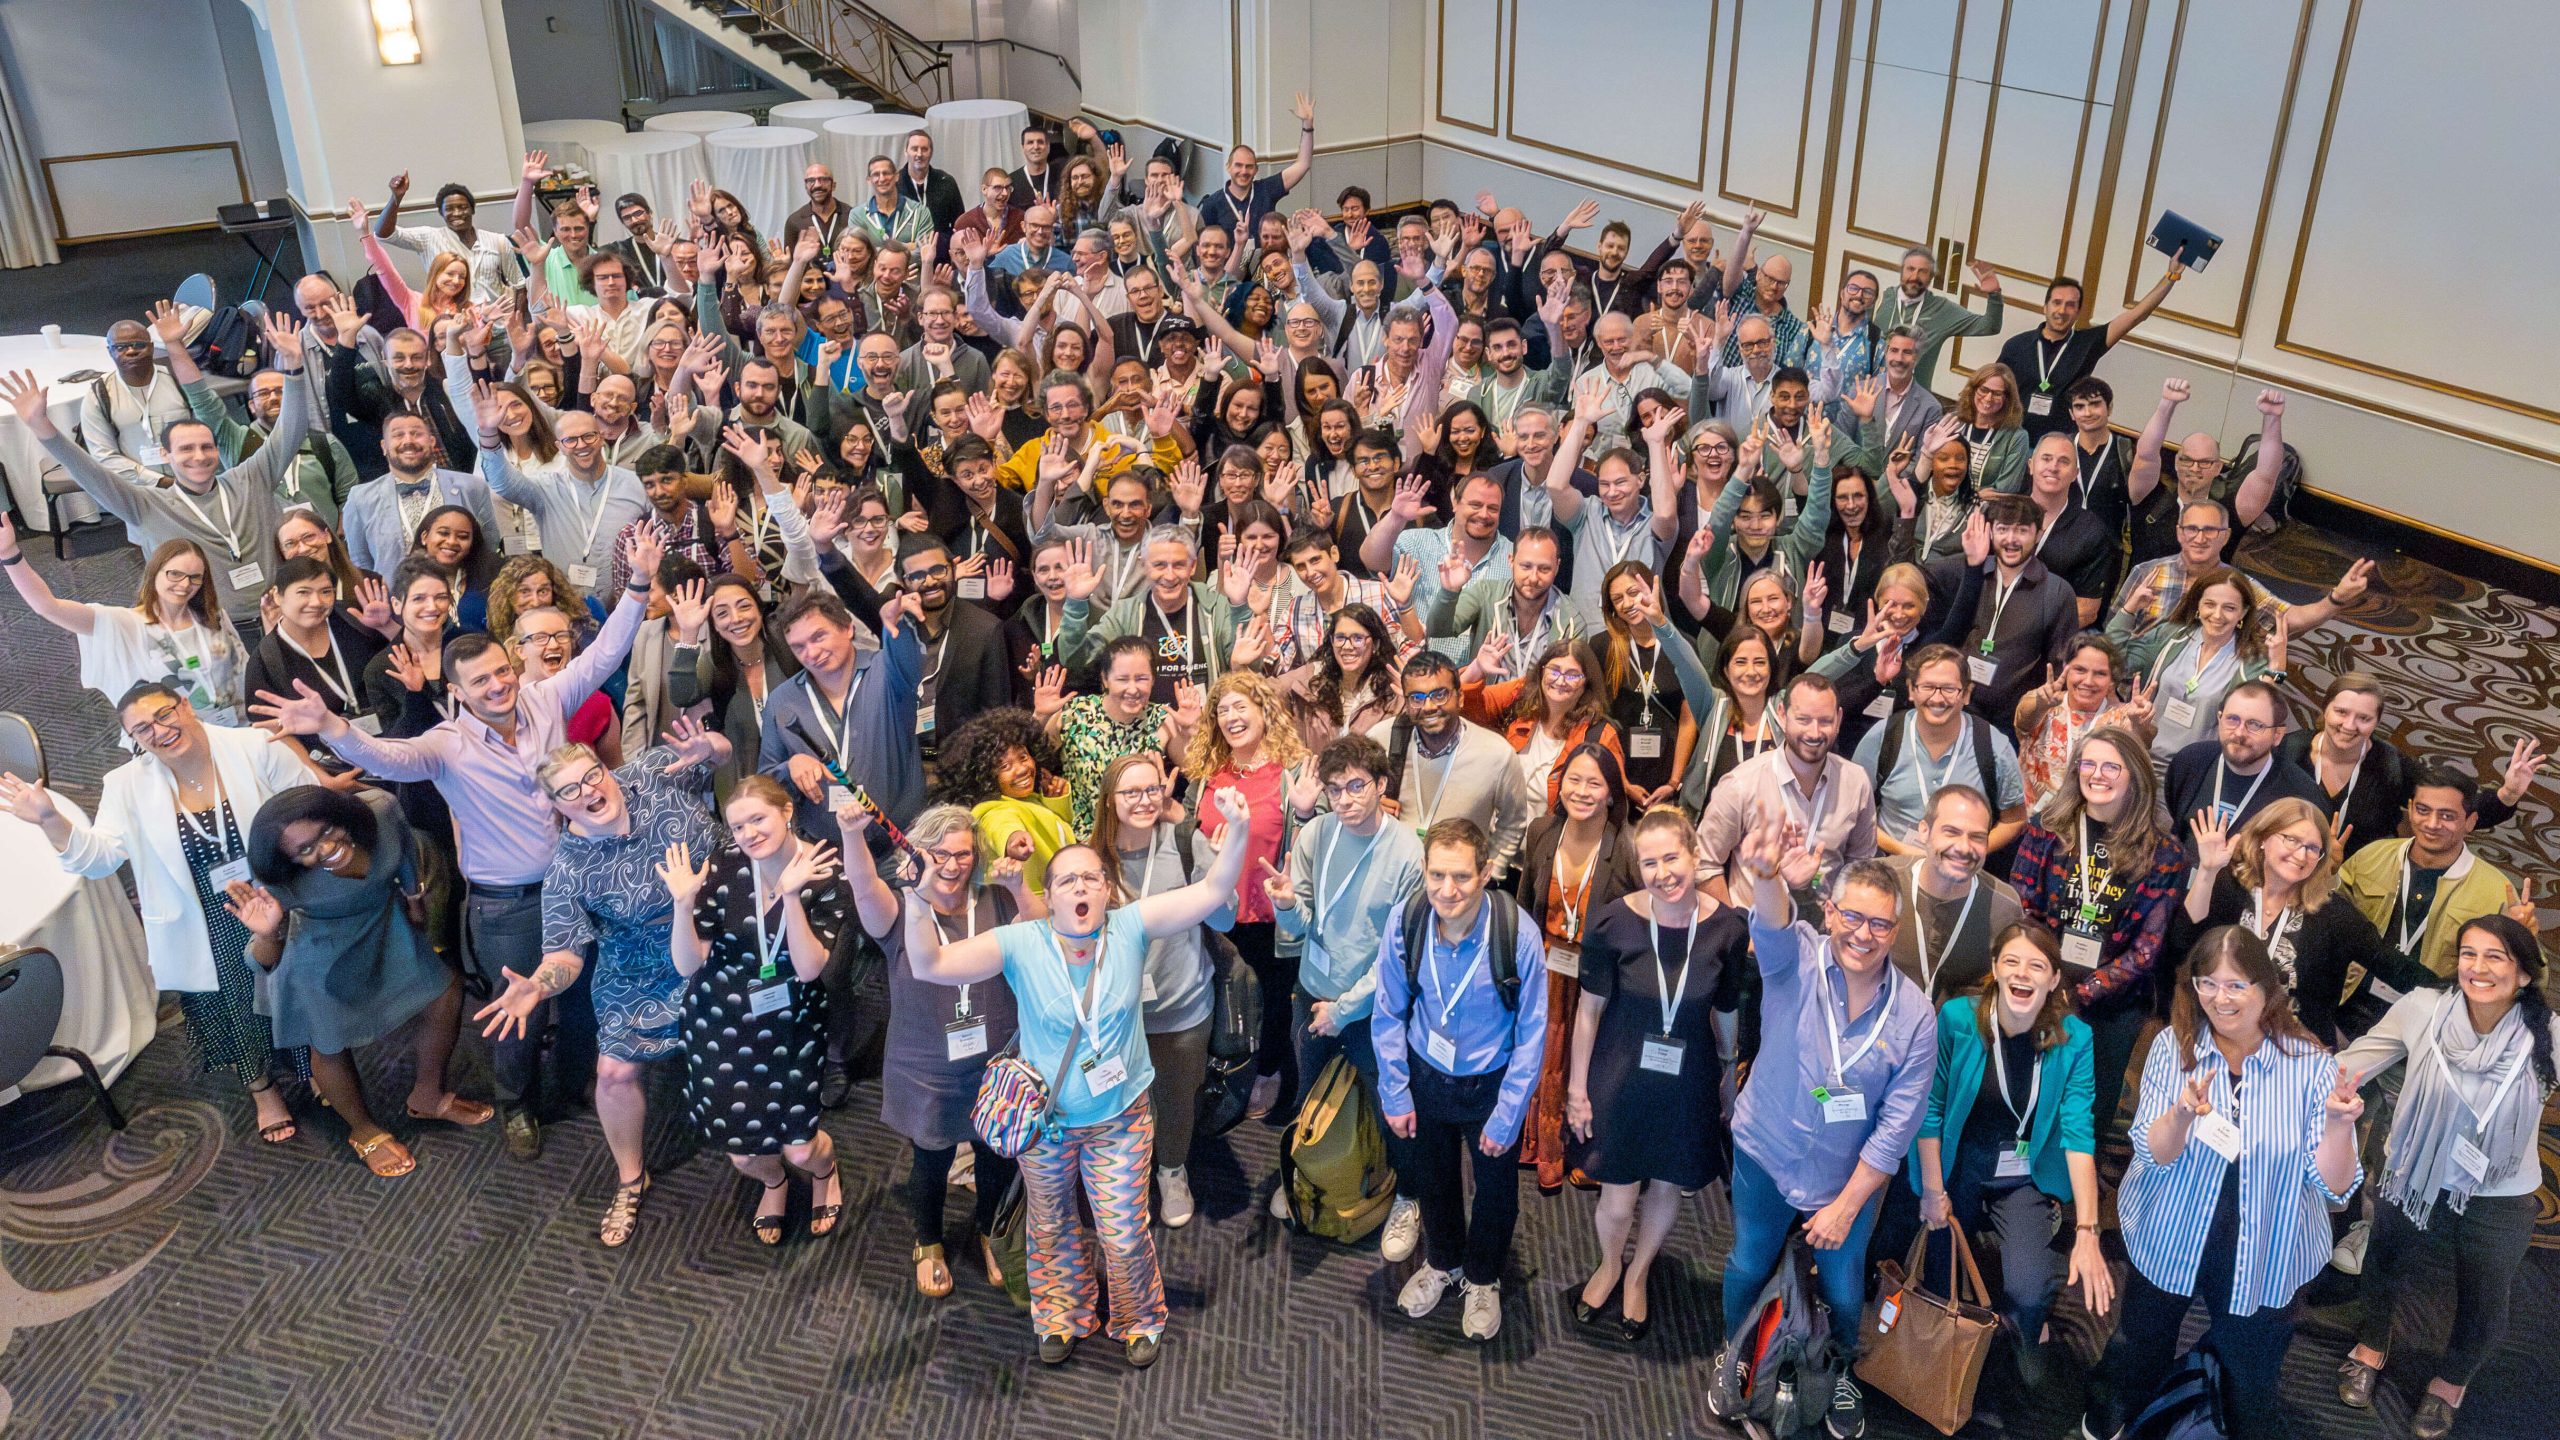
[1034,940,1109,1127]
[1904,1219,1995,1310]
[1941,1218,1994,1308]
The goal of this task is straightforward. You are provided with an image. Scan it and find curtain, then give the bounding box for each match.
[0,55,57,269]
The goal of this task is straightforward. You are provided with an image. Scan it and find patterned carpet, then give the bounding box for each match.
[0,523,2552,1440]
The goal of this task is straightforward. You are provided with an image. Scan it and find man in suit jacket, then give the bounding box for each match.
[1837,325,1946,462]
[885,534,1021,767]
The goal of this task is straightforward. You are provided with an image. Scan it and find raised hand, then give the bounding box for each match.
[1799,563,1828,624]
[0,772,58,826]
[0,370,50,428]
[2323,1066,2365,1126]
[1230,617,1274,670]
[1029,663,1068,722]
[384,643,429,694]
[1170,679,1205,732]
[2264,608,2289,673]
[719,423,774,477]
[2255,388,2286,419]
[522,149,551,183]
[222,880,286,939]
[776,839,842,894]
[1960,507,1991,567]
[148,298,189,349]
[660,711,720,770]
[656,840,709,908]
[1386,553,1422,609]
[1034,429,1079,489]
[702,482,739,541]
[1258,857,1299,911]
[1844,373,1882,422]
[250,679,339,736]
[803,487,848,549]
[1437,547,1472,597]
[2328,556,2374,607]
[2188,808,2233,872]
[1468,628,1513,683]
[1060,538,1103,602]
[260,311,304,368]
[1560,199,1601,234]
[621,525,666,596]
[1167,456,1208,514]
[509,225,550,270]
[2180,1069,2214,1117]
[353,576,393,633]
[1921,413,1963,456]
[1967,258,2000,294]
[2160,376,2191,406]
[983,556,1016,604]
[964,391,1004,441]
[1390,473,1434,524]
[2499,735,2547,803]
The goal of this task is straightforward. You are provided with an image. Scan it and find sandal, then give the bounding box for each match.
[913,1243,954,1297]
[406,1094,495,1126]
[752,1177,789,1247]
[349,1132,416,1178]
[981,1235,1005,1288]
[797,1155,843,1238]
[599,1174,650,1248]
[257,1117,299,1145]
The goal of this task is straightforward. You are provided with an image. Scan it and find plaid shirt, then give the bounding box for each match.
[1717,267,1815,369]
[2112,555,2290,642]
[2009,821,2188,1006]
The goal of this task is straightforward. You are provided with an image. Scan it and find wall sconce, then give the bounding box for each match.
[371,0,423,65]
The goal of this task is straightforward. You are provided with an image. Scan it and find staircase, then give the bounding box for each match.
[662,0,954,112]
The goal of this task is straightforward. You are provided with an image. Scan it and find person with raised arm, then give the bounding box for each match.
[901,784,1257,1369]
[0,517,248,730]
[1996,266,2183,441]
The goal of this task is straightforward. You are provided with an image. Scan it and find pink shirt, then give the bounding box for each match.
[1203,759,1288,924]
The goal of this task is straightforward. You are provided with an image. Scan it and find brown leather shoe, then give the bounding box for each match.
[2411,1394,2458,1440]
[2334,1357,2380,1409]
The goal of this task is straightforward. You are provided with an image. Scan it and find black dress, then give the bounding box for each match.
[1577,896,1749,1189]
[681,849,851,1153]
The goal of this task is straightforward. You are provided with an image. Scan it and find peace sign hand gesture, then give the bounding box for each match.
[1258,857,1299,912]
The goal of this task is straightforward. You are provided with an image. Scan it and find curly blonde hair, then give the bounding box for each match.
[1180,670,1309,780]
[488,554,587,642]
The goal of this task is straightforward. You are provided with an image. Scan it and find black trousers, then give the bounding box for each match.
[2355,1190,2538,1388]
[1233,921,1295,1095]
[464,882,594,1111]
[2089,1168,2294,1440]
[1408,1060,1520,1287]
[906,1139,1018,1250]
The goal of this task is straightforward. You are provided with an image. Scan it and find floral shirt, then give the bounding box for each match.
[1058,694,1171,834]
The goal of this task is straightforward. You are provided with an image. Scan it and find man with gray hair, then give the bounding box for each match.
[1870,247,2005,387]
[1056,521,1256,702]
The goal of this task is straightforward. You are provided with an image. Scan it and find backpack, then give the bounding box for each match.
[1398,890,1522,1012]
[1871,712,2002,811]
[2124,1346,2234,1440]
[2217,432,2301,535]
[1167,819,1264,1140]
[190,302,269,380]
[1280,1054,1397,1241]
[1713,1236,1843,1438]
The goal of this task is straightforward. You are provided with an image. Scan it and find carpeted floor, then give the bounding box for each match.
[1,524,2554,1439]
[0,231,295,341]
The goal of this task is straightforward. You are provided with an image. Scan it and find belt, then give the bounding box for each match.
[468,879,543,899]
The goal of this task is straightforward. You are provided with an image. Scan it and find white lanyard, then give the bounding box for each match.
[817,670,862,766]
[2321,738,2367,817]
[1905,715,1964,807]
[1126,835,1168,900]
[173,769,238,853]
[1905,868,1980,995]
[1598,507,1650,569]
[1105,537,1144,598]
[1427,904,1492,1028]
[1835,538,1864,613]
[1314,824,1374,929]
[1818,939,1893,1086]
[1554,845,1598,942]
[1413,734,1462,828]
[1989,1024,2042,1141]
[2176,632,2240,701]
[1982,567,2026,642]
[2433,991,2534,1130]
[1050,928,1109,1038]
[169,481,246,561]
[2031,332,2069,391]
[1734,706,1774,762]
[2210,754,2271,825]
[167,619,215,674]
[1630,642,1661,722]
[572,472,616,561]
[927,893,980,1015]
[2250,888,2295,959]
[750,855,792,979]
[280,625,360,710]
[2076,440,2112,509]
[1647,903,1698,1035]
[2393,852,2451,954]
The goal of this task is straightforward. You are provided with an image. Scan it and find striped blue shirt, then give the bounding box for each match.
[2119,1028,2359,1315]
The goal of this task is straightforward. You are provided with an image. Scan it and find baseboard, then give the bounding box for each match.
[2290,489,2560,607]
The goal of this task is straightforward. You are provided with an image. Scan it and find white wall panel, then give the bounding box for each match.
[1717,0,1821,215]
[1842,0,1961,247]
[1508,0,1711,186]
[1432,0,1500,134]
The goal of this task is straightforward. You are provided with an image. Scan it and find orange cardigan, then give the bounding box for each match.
[1459,674,1627,810]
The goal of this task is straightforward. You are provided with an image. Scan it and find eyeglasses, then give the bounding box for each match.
[287,823,349,864]
[1404,686,1454,706]
[923,843,976,869]
[1691,440,1734,456]
[2191,975,2256,999]
[2177,523,2229,538]
[1114,784,1168,804]
[108,339,152,354]
[123,704,185,742]
[547,767,608,802]
[1910,681,1963,700]
[1832,908,1896,936]
[515,628,571,648]
[159,570,208,589]
[1048,869,1106,890]
[2076,759,2127,780]
[900,563,953,585]
[1543,667,1586,686]
[2266,833,2325,860]
[1323,777,1374,800]
[851,514,891,531]
[2220,714,2277,737]
[1331,631,1372,647]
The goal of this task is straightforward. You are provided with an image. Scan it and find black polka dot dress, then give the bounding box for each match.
[681,848,851,1154]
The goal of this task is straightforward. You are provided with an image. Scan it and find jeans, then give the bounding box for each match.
[1144,1018,1211,1170]
[905,1139,1017,1251]
[1722,1148,1882,1357]
[464,882,593,1111]
[1406,1060,1520,1286]
[1018,1095,1167,1342]
[2088,1166,2293,1440]
[1288,987,1378,1102]
[2355,1191,2538,1388]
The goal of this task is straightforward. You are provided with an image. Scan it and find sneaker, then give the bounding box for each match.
[1397,1263,1457,1318]
[1037,1333,1075,1366]
[2331,1217,2370,1275]
[1378,1197,1421,1261]
[1157,1166,1195,1229]
[1705,1344,1740,1418]
[1268,1182,1292,1221]
[2078,1409,2124,1440]
[1246,1072,1282,1119]
[1460,1280,1502,1341]
[1827,1373,1866,1439]
[1125,1334,1161,1370]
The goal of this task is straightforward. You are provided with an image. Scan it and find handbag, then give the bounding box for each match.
[1854,1222,2001,1435]
[986,1175,1032,1310]
[970,954,1099,1158]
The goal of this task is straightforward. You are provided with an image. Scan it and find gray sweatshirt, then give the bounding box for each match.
[1273,815,1424,1022]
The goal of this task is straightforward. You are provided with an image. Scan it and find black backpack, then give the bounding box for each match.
[190,303,269,380]
[1397,890,1523,1012]
[1712,1235,1844,1437]
[1167,820,1263,1139]
[2218,432,2302,534]
[1871,712,2002,810]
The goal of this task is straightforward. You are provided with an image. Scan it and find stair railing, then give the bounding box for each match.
[730,0,954,111]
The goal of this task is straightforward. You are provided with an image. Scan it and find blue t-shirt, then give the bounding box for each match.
[994,905,1156,1129]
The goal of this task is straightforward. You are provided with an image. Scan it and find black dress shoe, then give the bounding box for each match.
[2335,1357,2380,1409]
[818,1059,851,1108]
[1567,1271,1617,1325]
[1616,1272,1652,1342]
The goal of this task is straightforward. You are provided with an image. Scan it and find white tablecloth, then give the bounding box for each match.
[769,98,875,127]
[926,99,1030,204]
[821,113,927,188]
[584,131,709,227]
[644,109,757,136]
[0,804,157,1103]
[705,126,819,241]
[0,332,110,533]
[522,119,629,178]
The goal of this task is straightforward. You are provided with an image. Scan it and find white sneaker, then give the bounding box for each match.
[1397,1263,1456,1318]
[1268,1181,1292,1220]
[2332,1218,2370,1275]
[1157,1166,1195,1229]
[1379,1196,1421,1261]
[1460,1279,1502,1340]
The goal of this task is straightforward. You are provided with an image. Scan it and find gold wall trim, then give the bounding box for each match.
[1229,0,1243,148]
[2118,0,2310,336]
[1079,107,1224,153]
[2079,0,2149,294]
[1715,0,1824,219]
[1427,132,1726,221]
[1963,0,2113,289]
[1434,0,1503,137]
[1843,0,1968,250]
[42,142,250,245]
[2272,0,2556,424]
[1501,0,1716,190]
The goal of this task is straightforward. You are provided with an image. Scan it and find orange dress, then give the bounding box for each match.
[1517,848,1599,1190]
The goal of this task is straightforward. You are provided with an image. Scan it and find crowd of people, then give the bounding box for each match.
[0,108,2549,1439]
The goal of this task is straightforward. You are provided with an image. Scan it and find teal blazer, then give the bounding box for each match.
[1909,996,2095,1203]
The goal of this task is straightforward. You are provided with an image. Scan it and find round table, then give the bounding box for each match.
[821,113,927,189]
[583,131,709,229]
[0,803,157,1105]
[0,332,111,532]
[769,98,875,128]
[521,119,628,177]
[644,109,758,136]
[926,99,1031,202]
[705,126,819,241]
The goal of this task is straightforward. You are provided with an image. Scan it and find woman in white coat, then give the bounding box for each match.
[0,682,328,1144]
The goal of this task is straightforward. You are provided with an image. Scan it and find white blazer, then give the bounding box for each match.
[54,725,315,993]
